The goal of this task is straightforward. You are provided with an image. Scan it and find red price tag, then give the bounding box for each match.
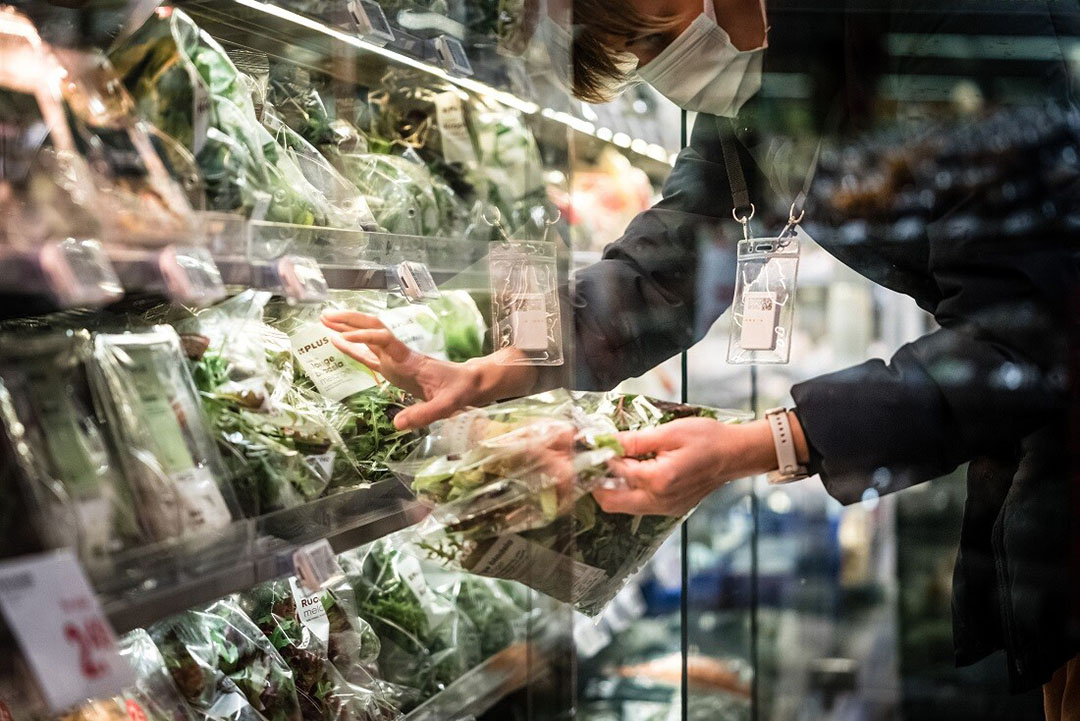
[125,698,148,721]
[0,699,13,721]
[0,551,132,711]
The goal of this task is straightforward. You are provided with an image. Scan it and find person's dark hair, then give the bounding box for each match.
[570,0,682,103]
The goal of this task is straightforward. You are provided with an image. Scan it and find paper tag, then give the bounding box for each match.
[470,534,608,603]
[289,323,378,401]
[304,451,337,480]
[124,699,148,721]
[293,539,344,593]
[434,91,476,165]
[739,291,779,351]
[434,409,490,455]
[510,308,548,351]
[0,550,133,712]
[288,577,330,644]
[173,466,232,532]
[379,304,447,360]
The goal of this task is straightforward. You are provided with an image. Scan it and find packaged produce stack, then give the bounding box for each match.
[0,2,682,720]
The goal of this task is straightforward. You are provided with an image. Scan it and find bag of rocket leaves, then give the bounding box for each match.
[151,599,303,721]
[266,293,440,483]
[0,330,139,575]
[339,540,482,705]
[118,629,201,721]
[237,579,397,721]
[109,8,326,225]
[175,291,360,516]
[89,327,238,544]
[400,391,751,616]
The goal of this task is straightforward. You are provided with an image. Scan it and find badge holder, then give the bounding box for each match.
[486,206,564,365]
[727,203,804,365]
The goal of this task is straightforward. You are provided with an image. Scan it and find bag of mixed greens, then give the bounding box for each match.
[433,574,529,658]
[427,291,486,362]
[151,599,303,721]
[90,326,238,542]
[52,47,199,246]
[405,392,750,616]
[176,292,359,515]
[340,541,482,704]
[0,330,138,573]
[238,579,397,721]
[109,8,322,224]
[119,629,201,721]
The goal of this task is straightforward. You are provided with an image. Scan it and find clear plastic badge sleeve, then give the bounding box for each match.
[489,241,564,366]
[727,226,804,365]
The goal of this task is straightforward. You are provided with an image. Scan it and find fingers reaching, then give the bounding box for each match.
[615,426,677,458]
[393,394,463,430]
[321,310,383,332]
[330,335,381,371]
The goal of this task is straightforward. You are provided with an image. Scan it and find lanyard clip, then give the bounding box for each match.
[732,203,755,240]
[779,194,806,243]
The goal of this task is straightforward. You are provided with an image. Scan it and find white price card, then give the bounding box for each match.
[0,550,133,712]
[293,539,345,593]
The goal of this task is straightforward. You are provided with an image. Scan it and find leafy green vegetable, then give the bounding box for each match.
[427,291,486,362]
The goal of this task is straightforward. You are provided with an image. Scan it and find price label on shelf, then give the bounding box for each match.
[292,539,344,593]
[0,550,133,712]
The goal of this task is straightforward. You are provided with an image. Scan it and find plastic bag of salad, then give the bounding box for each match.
[403,391,751,616]
[150,599,303,721]
[118,629,201,721]
[0,330,139,575]
[89,326,238,542]
[109,8,323,225]
[238,579,398,721]
[172,291,360,515]
[339,541,482,706]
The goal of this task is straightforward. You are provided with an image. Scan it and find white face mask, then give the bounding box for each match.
[636,0,767,117]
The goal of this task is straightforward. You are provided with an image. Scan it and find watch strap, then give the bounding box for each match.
[765,407,808,484]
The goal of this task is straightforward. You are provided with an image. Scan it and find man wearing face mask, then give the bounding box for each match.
[324,0,1080,710]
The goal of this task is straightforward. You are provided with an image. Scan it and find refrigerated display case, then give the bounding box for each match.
[0,2,1075,721]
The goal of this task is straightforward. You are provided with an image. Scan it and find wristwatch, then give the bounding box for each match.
[764,407,810,484]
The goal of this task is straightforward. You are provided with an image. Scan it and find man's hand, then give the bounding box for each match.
[321,310,538,430]
[593,417,780,516]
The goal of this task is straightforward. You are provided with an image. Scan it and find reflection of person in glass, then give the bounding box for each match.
[325,0,1080,707]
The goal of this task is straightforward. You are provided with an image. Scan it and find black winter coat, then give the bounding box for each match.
[556,0,1080,692]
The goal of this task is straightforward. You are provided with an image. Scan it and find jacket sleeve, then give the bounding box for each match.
[792,221,1077,504]
[558,114,761,390]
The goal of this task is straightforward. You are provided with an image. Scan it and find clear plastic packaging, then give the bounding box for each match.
[89,326,238,542]
[426,290,486,362]
[727,227,803,365]
[339,541,482,705]
[237,579,398,721]
[117,629,200,721]
[433,574,530,658]
[403,391,751,616]
[177,291,359,516]
[149,599,303,721]
[489,240,564,365]
[0,330,138,575]
[52,47,200,246]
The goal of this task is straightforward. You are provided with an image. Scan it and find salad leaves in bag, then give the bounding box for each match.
[340,541,482,703]
[238,579,397,721]
[178,292,359,516]
[403,392,750,616]
[427,291,486,362]
[119,629,201,721]
[151,599,303,721]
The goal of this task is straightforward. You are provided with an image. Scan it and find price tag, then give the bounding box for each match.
[38,239,123,309]
[434,35,473,76]
[276,255,329,303]
[158,246,226,307]
[347,0,394,45]
[0,550,133,712]
[391,261,440,302]
[292,539,344,593]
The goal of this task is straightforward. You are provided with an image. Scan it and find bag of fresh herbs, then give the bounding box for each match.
[0,330,139,576]
[151,599,303,721]
[432,573,531,658]
[109,8,325,225]
[119,629,202,721]
[89,327,239,543]
[237,579,397,721]
[402,391,750,616]
[339,540,483,706]
[174,292,360,516]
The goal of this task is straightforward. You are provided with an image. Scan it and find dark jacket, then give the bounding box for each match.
[560,2,1080,691]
